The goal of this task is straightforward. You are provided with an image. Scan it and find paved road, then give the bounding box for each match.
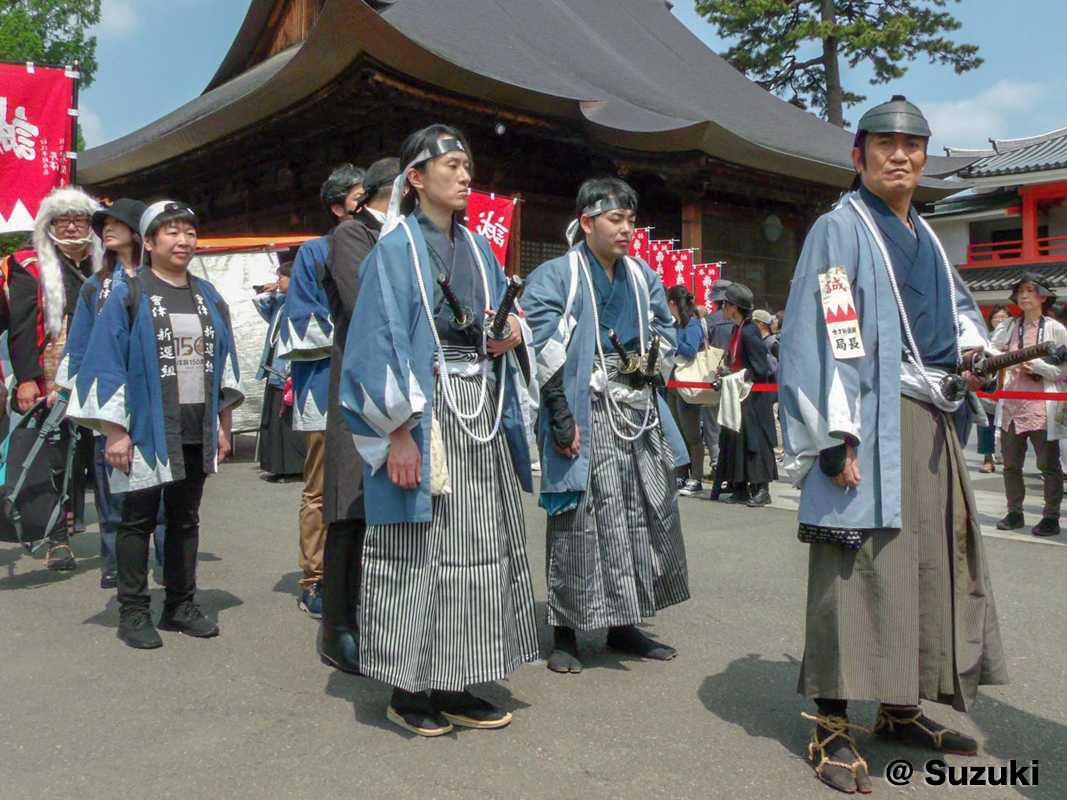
[2,437,1065,799]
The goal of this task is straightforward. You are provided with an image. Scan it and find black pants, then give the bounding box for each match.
[1001,423,1062,517]
[117,445,207,612]
[70,426,94,523]
[321,518,366,630]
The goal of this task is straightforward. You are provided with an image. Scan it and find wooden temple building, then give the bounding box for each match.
[79,0,968,310]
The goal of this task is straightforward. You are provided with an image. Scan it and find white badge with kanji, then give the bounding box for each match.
[818,266,865,359]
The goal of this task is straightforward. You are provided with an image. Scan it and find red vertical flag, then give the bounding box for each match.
[463,190,516,265]
[0,63,75,231]
[666,249,694,289]
[648,240,674,282]
[693,262,724,308]
[628,227,651,262]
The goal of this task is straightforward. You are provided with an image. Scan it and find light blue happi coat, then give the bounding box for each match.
[252,290,288,388]
[55,267,130,390]
[65,275,244,492]
[778,190,986,530]
[522,246,687,497]
[279,236,332,431]
[338,217,532,526]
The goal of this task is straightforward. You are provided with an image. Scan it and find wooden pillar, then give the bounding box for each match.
[681,201,703,262]
[1021,190,1039,261]
[505,193,522,277]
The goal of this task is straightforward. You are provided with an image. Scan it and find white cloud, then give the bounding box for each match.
[923,79,1051,151]
[79,103,106,148]
[95,0,142,38]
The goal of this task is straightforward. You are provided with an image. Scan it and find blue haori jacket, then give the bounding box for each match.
[339,216,532,526]
[278,236,332,431]
[777,190,987,531]
[252,290,289,388]
[522,246,687,496]
[55,267,130,391]
[65,275,244,493]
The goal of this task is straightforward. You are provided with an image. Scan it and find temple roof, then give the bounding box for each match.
[946,125,1067,179]
[80,0,969,195]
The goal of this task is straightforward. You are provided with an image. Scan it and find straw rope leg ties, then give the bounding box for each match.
[802,712,873,794]
[873,705,978,756]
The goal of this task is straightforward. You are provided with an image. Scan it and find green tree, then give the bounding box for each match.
[695,0,982,127]
[0,0,102,88]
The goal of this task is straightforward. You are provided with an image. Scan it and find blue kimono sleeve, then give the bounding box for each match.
[214,295,244,412]
[339,243,429,473]
[523,258,575,389]
[675,317,703,360]
[66,281,132,433]
[54,281,96,391]
[778,212,866,469]
[279,237,333,361]
[251,291,280,324]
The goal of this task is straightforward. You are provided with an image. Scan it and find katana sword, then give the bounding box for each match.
[608,328,641,374]
[488,275,524,339]
[641,335,662,383]
[964,341,1067,379]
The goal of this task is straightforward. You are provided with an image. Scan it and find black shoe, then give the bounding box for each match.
[321,626,362,675]
[996,512,1025,531]
[117,608,163,649]
[874,705,978,755]
[387,688,452,737]
[100,569,118,589]
[46,543,76,571]
[720,489,749,504]
[431,690,512,729]
[746,486,771,507]
[159,600,219,638]
[1032,517,1060,537]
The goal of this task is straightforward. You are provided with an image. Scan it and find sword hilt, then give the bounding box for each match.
[608,329,641,374]
[437,273,474,330]
[641,335,662,382]
[489,275,524,339]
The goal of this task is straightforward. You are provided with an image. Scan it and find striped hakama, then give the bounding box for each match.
[546,393,690,630]
[798,396,1008,712]
[359,368,539,693]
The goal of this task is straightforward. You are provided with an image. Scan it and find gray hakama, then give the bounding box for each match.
[546,393,690,631]
[798,397,1008,712]
[359,370,539,693]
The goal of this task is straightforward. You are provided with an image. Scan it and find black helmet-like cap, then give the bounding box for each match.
[856,95,932,139]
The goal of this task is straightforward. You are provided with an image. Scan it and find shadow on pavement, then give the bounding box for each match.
[81,587,244,628]
[971,693,1067,800]
[272,571,303,597]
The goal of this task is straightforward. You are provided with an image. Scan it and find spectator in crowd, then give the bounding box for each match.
[57,198,149,589]
[700,279,736,479]
[711,283,777,506]
[67,200,244,648]
[977,304,1011,473]
[253,260,304,478]
[666,285,708,496]
[752,309,779,358]
[279,164,365,620]
[991,274,1067,537]
[6,186,103,571]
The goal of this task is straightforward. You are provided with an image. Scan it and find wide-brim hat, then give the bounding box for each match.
[92,198,147,239]
[709,278,733,302]
[1009,271,1055,304]
[724,282,754,312]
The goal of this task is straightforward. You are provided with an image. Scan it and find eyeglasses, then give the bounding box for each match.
[53,216,90,232]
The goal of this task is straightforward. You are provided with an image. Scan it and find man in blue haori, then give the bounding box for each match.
[278,164,364,619]
[523,176,690,675]
[778,96,1008,794]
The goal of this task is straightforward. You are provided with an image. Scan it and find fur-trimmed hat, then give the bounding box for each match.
[32,186,104,337]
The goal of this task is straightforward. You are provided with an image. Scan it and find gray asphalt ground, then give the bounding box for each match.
[2,435,1065,800]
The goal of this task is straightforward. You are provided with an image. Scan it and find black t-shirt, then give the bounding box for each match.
[154,280,206,444]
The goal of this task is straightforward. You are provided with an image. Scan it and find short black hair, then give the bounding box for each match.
[363,156,401,202]
[399,124,472,216]
[575,176,638,220]
[320,164,366,220]
[277,259,294,278]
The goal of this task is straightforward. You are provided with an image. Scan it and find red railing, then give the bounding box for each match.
[967,235,1067,265]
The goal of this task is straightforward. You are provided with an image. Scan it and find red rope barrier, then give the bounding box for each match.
[666,381,1067,401]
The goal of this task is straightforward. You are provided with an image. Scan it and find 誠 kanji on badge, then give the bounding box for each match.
[818,266,865,359]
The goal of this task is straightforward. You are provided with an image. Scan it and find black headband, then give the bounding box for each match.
[581,195,637,219]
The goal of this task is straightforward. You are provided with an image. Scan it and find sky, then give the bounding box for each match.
[81,0,1067,155]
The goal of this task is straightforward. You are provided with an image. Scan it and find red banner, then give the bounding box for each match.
[648,240,674,282]
[693,262,723,307]
[665,248,694,289]
[628,227,651,262]
[464,190,516,265]
[0,63,74,232]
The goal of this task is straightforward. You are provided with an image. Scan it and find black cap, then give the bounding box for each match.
[856,95,932,139]
[724,282,754,312]
[92,198,147,239]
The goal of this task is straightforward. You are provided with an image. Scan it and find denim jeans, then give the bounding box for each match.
[95,435,166,573]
